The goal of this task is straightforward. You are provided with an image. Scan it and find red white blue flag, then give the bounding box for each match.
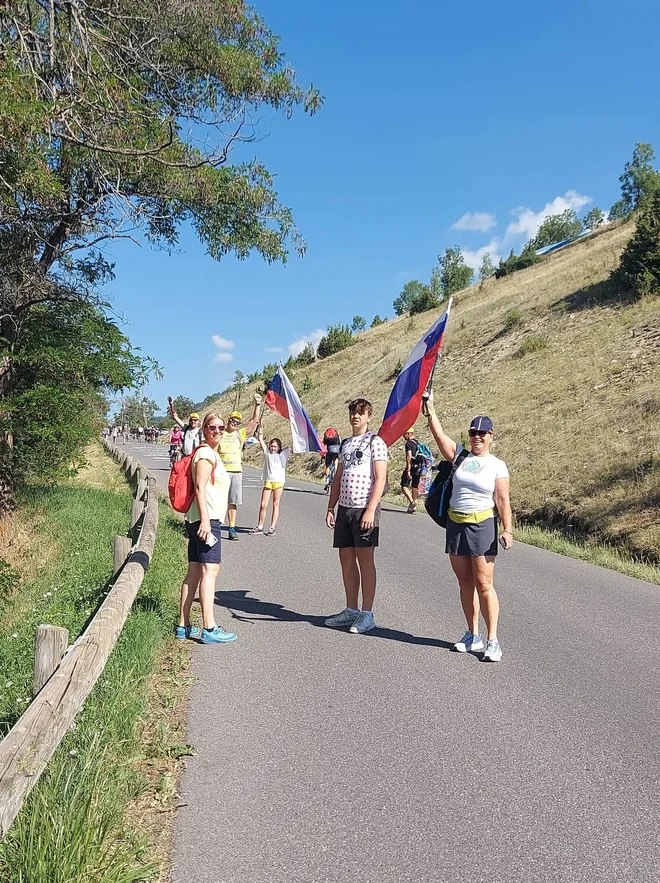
[378,302,452,447]
[265,366,325,453]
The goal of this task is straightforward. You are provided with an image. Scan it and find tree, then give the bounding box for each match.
[0,0,322,513]
[409,289,440,315]
[172,396,195,419]
[479,253,495,281]
[609,199,630,221]
[532,210,582,249]
[351,316,366,333]
[232,370,246,410]
[615,188,660,297]
[494,244,541,279]
[317,325,354,359]
[582,208,605,231]
[619,143,658,212]
[437,247,473,297]
[371,315,386,327]
[292,343,316,367]
[393,280,430,316]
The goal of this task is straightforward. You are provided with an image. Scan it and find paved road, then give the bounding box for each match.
[123,441,660,883]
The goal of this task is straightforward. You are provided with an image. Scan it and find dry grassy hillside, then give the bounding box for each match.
[209,219,660,559]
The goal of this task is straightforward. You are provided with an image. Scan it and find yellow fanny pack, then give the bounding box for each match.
[448,507,494,524]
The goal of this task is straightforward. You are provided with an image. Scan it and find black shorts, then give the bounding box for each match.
[186,520,222,564]
[333,505,380,548]
[324,451,339,468]
[445,516,498,557]
[400,468,421,490]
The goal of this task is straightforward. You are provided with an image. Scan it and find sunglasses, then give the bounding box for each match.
[206,424,225,432]
[468,429,490,437]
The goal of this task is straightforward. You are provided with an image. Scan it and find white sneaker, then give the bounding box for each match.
[349,610,376,634]
[324,609,359,628]
[452,631,484,653]
[482,639,503,662]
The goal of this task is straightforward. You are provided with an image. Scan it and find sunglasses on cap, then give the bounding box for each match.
[468,429,490,437]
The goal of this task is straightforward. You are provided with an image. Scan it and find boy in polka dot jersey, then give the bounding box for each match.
[324,398,388,634]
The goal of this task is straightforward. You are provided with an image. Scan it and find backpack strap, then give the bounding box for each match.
[191,444,217,485]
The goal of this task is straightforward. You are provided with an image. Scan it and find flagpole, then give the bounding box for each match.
[421,296,453,416]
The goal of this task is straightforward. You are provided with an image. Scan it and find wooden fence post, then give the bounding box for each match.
[130,498,144,532]
[136,479,147,501]
[33,626,69,696]
[113,536,132,577]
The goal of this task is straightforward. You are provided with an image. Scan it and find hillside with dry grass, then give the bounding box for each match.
[208,219,660,560]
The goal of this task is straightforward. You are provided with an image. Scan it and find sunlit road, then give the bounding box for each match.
[123,440,660,883]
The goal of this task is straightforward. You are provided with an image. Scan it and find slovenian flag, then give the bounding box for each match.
[378,301,452,447]
[265,366,325,453]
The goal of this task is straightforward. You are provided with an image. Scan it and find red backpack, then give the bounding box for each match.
[168,445,217,513]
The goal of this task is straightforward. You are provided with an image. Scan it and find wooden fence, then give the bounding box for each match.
[0,440,159,840]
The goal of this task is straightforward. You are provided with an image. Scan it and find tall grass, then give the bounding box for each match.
[0,457,188,882]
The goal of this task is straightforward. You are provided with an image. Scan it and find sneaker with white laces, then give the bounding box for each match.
[482,639,503,662]
[452,631,485,653]
[349,610,376,634]
[324,608,359,628]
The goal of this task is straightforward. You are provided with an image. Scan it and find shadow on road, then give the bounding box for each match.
[283,486,326,497]
[214,589,454,649]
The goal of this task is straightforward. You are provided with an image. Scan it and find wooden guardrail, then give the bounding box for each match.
[0,440,159,840]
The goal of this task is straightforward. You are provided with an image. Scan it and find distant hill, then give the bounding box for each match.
[206,219,659,560]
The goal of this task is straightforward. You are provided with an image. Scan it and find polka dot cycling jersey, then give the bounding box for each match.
[338,432,388,508]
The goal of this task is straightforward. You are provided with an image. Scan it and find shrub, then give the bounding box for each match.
[615,187,660,297]
[495,245,541,278]
[502,309,523,332]
[390,359,403,378]
[300,375,316,394]
[409,289,440,315]
[371,315,386,327]
[515,334,548,357]
[316,324,354,359]
[351,316,366,333]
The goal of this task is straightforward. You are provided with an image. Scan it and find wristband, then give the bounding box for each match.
[502,530,513,536]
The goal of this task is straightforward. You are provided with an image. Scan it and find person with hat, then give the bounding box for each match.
[219,393,262,540]
[168,398,202,456]
[423,391,513,662]
[400,427,422,514]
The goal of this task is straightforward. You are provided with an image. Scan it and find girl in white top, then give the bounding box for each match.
[252,424,291,536]
[177,413,236,645]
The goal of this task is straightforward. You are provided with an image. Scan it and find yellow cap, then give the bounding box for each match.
[230,410,243,421]
[189,412,199,420]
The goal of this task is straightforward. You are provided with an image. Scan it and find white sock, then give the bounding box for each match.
[346,608,359,615]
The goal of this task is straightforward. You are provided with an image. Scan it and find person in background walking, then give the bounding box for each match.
[400,428,422,514]
[168,398,202,456]
[423,391,512,662]
[111,425,118,443]
[324,398,388,634]
[219,394,261,541]
[177,412,236,645]
[251,424,290,536]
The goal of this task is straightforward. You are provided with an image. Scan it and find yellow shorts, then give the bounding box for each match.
[264,481,284,491]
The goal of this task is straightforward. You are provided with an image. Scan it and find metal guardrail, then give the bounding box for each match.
[0,440,159,840]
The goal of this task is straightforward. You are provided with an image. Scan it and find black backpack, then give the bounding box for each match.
[424,448,469,528]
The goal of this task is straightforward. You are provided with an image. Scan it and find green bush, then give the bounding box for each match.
[502,309,523,332]
[371,315,386,327]
[495,245,541,278]
[317,324,354,359]
[409,289,440,315]
[615,187,660,297]
[515,334,548,357]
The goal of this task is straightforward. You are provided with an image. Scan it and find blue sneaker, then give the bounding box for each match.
[200,625,237,644]
[228,528,239,541]
[174,625,201,640]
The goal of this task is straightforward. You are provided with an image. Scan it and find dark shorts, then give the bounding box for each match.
[186,519,222,564]
[324,451,339,467]
[400,468,421,490]
[333,505,380,548]
[445,516,498,557]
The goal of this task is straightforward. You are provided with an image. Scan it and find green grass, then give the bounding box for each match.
[0,458,188,882]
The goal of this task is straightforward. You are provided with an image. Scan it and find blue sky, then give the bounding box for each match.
[106,0,660,410]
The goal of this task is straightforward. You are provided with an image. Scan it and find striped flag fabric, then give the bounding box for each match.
[265,366,325,453]
[378,302,452,447]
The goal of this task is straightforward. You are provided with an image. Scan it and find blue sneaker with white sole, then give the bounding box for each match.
[174,625,201,640]
[200,625,237,644]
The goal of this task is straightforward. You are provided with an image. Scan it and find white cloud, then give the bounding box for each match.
[451,212,497,233]
[288,328,325,358]
[505,190,591,242]
[460,238,502,271]
[211,334,234,350]
[213,352,233,363]
[265,346,284,354]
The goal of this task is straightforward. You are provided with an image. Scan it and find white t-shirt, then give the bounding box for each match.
[338,432,388,508]
[449,444,509,512]
[182,425,202,456]
[263,449,291,484]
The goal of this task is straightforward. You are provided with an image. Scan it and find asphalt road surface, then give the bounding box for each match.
[123,440,660,883]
